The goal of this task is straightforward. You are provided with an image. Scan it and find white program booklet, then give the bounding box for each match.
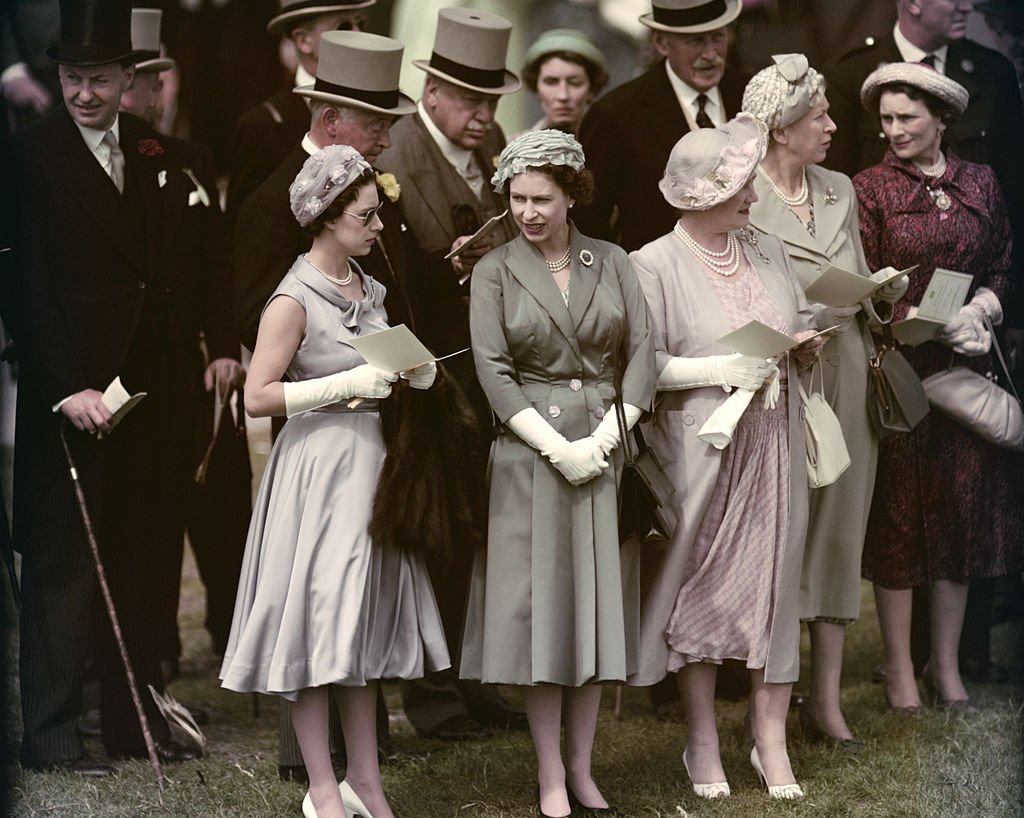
[717,320,841,359]
[891,267,973,346]
[804,264,916,307]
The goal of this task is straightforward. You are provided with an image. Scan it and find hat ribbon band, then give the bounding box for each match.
[279,0,367,14]
[653,0,729,27]
[312,77,399,109]
[429,52,505,89]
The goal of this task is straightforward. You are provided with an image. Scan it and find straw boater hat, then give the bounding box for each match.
[640,0,742,34]
[859,63,969,116]
[131,8,175,74]
[47,0,144,66]
[413,7,521,96]
[266,0,376,36]
[295,30,416,116]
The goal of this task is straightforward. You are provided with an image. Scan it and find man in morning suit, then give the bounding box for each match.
[7,0,215,773]
[375,7,525,743]
[826,0,1024,687]
[224,0,376,223]
[575,0,747,252]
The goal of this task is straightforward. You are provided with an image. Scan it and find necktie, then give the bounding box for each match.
[695,94,714,129]
[920,54,937,68]
[103,130,125,193]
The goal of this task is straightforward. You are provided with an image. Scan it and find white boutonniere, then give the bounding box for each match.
[182,167,211,207]
[375,172,401,203]
[157,170,167,188]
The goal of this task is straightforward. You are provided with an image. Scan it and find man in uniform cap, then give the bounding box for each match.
[7,0,219,773]
[225,0,376,222]
[376,6,526,742]
[575,0,748,252]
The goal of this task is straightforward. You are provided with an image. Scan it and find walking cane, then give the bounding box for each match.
[58,422,167,789]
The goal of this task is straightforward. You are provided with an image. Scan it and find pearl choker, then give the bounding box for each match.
[545,246,572,272]
[916,154,947,178]
[758,165,809,207]
[674,222,741,276]
[306,255,354,286]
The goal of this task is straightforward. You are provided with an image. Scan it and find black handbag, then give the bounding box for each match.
[615,394,678,546]
[866,324,929,438]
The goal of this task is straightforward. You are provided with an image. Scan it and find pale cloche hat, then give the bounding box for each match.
[295,30,416,117]
[742,54,825,130]
[413,7,521,96]
[266,0,376,36]
[131,8,175,74]
[640,0,742,34]
[860,62,969,116]
[660,112,767,210]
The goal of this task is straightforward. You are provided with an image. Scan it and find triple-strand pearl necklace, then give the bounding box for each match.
[544,246,572,272]
[674,221,741,276]
[306,254,354,286]
[758,165,809,207]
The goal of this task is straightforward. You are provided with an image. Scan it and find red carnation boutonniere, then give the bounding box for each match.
[137,138,164,158]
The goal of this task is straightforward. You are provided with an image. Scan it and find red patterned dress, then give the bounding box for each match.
[854,149,1024,588]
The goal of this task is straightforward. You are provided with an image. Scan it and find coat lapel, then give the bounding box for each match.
[505,234,581,359]
[566,227,600,330]
[406,115,472,234]
[639,62,688,155]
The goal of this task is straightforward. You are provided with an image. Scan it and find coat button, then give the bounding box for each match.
[547,405,562,418]
[594,406,605,419]
[569,378,582,391]
[137,281,146,289]
[683,414,695,427]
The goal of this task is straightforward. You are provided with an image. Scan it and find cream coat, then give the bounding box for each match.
[629,228,814,685]
[750,165,879,621]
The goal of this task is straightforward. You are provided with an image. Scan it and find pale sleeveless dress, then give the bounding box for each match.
[220,257,450,699]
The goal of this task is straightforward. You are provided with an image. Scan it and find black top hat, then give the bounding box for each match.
[47,0,143,66]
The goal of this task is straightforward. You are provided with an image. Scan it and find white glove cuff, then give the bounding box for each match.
[658,355,726,391]
[283,373,346,417]
[972,287,1003,327]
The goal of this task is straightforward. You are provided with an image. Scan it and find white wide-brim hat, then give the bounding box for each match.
[413,7,521,96]
[131,8,175,73]
[860,62,969,116]
[295,30,416,116]
[640,0,742,33]
[266,0,376,36]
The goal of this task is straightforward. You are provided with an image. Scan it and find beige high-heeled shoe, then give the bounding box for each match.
[750,746,804,800]
[301,791,317,818]
[340,780,375,818]
[682,746,730,799]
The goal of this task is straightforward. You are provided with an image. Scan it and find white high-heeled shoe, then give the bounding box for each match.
[301,791,318,818]
[340,780,374,818]
[749,746,804,800]
[682,746,730,799]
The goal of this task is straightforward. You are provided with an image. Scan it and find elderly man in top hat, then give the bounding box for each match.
[119,6,245,682]
[6,0,230,773]
[376,6,526,743]
[575,0,748,253]
[225,0,375,222]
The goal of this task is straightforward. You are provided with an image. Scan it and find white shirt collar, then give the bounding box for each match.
[301,132,320,156]
[294,63,315,89]
[894,22,948,74]
[664,60,723,127]
[75,115,120,154]
[417,99,473,174]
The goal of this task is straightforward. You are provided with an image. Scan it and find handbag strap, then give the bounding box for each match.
[614,391,637,465]
[987,315,1022,404]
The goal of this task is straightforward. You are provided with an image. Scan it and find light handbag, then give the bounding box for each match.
[866,324,929,437]
[614,393,678,547]
[798,362,852,488]
[921,317,1024,451]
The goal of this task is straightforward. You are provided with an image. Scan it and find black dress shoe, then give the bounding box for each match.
[470,701,529,731]
[154,739,201,763]
[424,714,491,741]
[568,786,620,816]
[43,758,117,778]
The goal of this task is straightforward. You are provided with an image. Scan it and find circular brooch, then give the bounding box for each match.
[579,249,594,267]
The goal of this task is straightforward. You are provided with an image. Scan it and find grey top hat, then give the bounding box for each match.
[266,0,376,36]
[413,7,521,96]
[47,0,145,66]
[132,9,175,74]
[640,0,742,34]
[295,30,416,116]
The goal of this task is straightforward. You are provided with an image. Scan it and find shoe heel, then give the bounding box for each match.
[301,792,317,818]
[749,747,804,800]
[682,747,730,799]
[340,780,374,818]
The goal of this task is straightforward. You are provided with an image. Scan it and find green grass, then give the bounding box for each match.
[5,555,1022,817]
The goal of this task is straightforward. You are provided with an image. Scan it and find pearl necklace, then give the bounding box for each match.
[916,154,947,177]
[758,165,809,207]
[544,246,572,272]
[674,222,741,276]
[306,254,354,286]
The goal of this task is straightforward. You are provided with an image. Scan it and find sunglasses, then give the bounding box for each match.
[342,201,384,226]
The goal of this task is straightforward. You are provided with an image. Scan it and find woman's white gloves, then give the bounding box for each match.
[590,402,643,456]
[937,287,1002,357]
[399,361,437,390]
[282,364,398,417]
[506,407,607,485]
[658,353,775,392]
[871,267,910,303]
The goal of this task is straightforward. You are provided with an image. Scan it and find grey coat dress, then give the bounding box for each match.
[459,229,655,687]
[749,165,880,622]
[630,228,814,685]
